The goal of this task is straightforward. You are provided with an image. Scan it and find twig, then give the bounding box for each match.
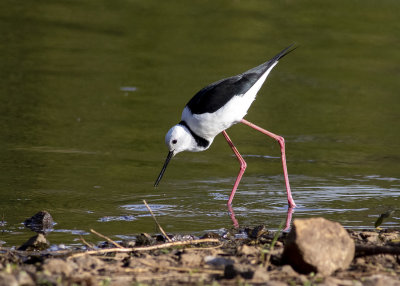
[67,238,220,259]
[184,244,224,251]
[131,238,220,251]
[143,200,172,242]
[79,235,95,249]
[68,248,132,259]
[90,229,124,249]
[355,244,400,257]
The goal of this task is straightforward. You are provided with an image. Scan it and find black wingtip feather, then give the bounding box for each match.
[271,43,298,62]
[239,43,298,78]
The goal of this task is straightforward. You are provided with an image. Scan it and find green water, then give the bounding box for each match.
[0,0,399,247]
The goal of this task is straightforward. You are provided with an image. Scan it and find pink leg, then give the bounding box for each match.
[222,131,247,206]
[241,119,296,208]
[227,204,239,229]
[284,207,294,230]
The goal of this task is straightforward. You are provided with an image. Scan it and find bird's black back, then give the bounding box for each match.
[186,44,296,115]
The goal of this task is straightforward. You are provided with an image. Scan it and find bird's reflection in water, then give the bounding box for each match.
[228,204,294,231]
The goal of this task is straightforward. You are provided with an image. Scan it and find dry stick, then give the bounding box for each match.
[130,238,220,251]
[355,244,400,257]
[184,244,224,251]
[68,238,220,259]
[90,229,124,249]
[79,235,95,249]
[143,199,172,242]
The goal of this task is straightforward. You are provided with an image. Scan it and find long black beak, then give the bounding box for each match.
[154,151,174,187]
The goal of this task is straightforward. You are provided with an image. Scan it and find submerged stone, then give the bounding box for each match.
[23,210,54,234]
[18,234,50,251]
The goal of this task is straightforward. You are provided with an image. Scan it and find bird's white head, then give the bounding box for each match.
[154,124,196,187]
[165,124,197,154]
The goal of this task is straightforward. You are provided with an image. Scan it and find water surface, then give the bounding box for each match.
[0,0,399,247]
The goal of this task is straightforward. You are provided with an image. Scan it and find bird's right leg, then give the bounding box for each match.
[240,119,296,208]
[222,130,247,206]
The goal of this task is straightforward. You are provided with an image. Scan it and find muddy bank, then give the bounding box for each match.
[0,221,399,285]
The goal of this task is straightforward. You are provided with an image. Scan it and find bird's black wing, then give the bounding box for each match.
[185,73,259,114]
[186,44,296,115]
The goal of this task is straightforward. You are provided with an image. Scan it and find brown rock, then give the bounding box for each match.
[200,232,221,239]
[364,274,400,286]
[135,233,155,246]
[69,273,96,285]
[43,258,75,276]
[73,255,104,272]
[239,244,260,257]
[248,225,269,239]
[280,264,298,276]
[251,267,270,283]
[380,232,400,243]
[360,231,379,243]
[282,217,355,276]
[180,252,203,267]
[16,271,35,286]
[322,277,361,286]
[0,273,18,286]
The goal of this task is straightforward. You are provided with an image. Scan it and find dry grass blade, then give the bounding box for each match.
[143,199,172,242]
[90,229,124,248]
[264,221,284,267]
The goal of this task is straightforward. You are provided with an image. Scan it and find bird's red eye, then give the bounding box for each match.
[172,139,177,144]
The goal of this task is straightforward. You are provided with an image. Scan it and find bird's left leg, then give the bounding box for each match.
[222,130,247,206]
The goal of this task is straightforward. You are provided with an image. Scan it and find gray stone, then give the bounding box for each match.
[223,263,254,279]
[282,217,355,276]
[204,256,234,267]
[23,210,54,234]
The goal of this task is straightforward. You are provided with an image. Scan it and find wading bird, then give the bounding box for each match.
[155,44,297,209]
